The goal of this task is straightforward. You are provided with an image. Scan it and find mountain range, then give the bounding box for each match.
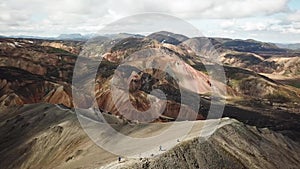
[0,31,299,168]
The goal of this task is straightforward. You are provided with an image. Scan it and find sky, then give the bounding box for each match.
[0,0,300,43]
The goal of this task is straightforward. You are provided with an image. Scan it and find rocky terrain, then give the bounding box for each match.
[0,103,117,169]
[121,122,300,169]
[1,104,299,169]
[0,31,300,168]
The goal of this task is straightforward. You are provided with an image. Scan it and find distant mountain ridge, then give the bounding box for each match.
[1,33,145,41]
[276,43,300,50]
[57,33,86,40]
[2,32,300,53]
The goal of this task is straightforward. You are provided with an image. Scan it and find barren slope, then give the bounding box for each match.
[1,103,300,169]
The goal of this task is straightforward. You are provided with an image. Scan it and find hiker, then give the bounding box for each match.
[159,145,162,151]
[118,156,121,162]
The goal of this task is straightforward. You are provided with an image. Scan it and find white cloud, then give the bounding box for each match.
[0,0,299,43]
[242,22,268,31]
[220,20,236,29]
[288,10,300,21]
[101,0,289,19]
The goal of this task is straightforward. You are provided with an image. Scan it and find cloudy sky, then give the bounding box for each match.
[1,0,300,43]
